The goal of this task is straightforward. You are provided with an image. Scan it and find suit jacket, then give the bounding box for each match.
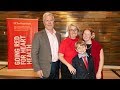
[31,29,61,77]
[72,55,95,79]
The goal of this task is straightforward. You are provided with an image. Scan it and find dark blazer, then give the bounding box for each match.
[31,29,61,77]
[72,54,95,79]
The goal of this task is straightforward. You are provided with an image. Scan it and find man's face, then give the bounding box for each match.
[43,15,54,30]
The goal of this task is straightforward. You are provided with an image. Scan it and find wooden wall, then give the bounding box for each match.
[0,11,120,65]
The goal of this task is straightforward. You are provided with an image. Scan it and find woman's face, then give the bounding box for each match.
[68,26,78,39]
[83,30,92,42]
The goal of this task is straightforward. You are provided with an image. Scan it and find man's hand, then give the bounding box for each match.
[37,70,43,78]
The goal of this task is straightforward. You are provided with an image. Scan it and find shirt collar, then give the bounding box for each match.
[78,53,89,59]
[45,28,56,34]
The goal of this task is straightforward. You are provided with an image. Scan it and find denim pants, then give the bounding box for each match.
[48,60,60,79]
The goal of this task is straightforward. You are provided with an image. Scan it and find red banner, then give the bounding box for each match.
[7,18,38,69]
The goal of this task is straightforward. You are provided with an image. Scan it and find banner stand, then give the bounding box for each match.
[7,18,38,69]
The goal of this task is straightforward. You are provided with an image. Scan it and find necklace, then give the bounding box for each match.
[87,44,92,50]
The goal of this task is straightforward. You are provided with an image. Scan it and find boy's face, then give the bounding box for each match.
[76,45,87,54]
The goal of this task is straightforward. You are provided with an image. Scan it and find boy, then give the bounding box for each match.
[72,40,95,79]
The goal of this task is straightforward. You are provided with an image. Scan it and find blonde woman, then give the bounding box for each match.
[59,24,80,79]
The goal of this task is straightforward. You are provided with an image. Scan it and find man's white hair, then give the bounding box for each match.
[43,12,54,21]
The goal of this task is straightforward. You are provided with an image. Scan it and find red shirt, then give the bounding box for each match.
[59,37,79,64]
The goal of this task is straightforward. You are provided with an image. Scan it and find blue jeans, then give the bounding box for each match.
[48,60,60,79]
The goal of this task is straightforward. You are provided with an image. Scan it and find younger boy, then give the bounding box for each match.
[72,40,95,79]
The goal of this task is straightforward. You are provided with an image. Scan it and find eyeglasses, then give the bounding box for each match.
[69,29,78,32]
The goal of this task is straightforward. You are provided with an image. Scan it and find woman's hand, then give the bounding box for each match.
[67,64,76,75]
[96,71,101,79]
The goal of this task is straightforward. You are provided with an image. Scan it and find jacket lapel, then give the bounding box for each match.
[42,30,51,54]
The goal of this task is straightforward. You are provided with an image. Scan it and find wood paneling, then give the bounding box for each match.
[0,11,120,65]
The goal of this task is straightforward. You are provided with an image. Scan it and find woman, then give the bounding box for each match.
[82,28,104,79]
[58,24,80,79]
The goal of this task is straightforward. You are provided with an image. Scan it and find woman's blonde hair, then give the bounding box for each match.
[66,23,80,32]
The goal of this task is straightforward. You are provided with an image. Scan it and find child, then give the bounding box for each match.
[72,40,95,79]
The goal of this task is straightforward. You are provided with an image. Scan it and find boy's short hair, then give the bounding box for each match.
[75,40,87,49]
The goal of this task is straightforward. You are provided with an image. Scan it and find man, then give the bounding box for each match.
[31,12,61,79]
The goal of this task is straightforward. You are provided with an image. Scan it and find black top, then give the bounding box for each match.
[86,44,92,56]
